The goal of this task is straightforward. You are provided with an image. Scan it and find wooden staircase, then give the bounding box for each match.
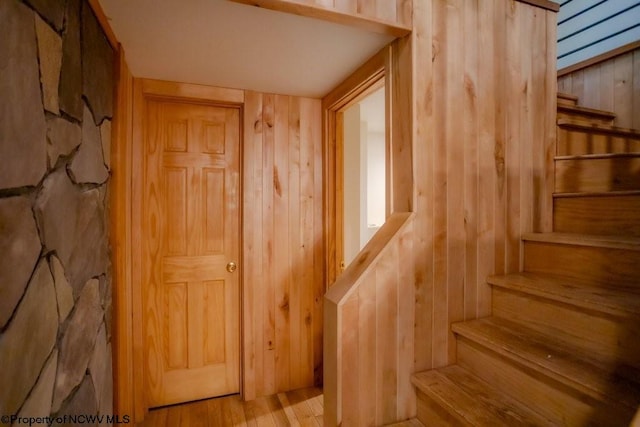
[411,93,640,426]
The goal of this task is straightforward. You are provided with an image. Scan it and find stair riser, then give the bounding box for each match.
[456,338,634,426]
[557,111,614,125]
[553,195,640,237]
[415,390,468,427]
[492,287,640,370]
[557,128,640,156]
[523,241,640,287]
[555,157,640,193]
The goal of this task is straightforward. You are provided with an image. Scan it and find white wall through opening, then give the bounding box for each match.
[342,85,387,267]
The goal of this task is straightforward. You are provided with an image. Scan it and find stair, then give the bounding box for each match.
[554,111,640,236]
[522,232,640,286]
[557,119,640,156]
[412,94,640,426]
[554,192,640,237]
[385,419,426,427]
[454,317,640,426]
[555,153,640,193]
[557,92,578,106]
[557,104,616,125]
[413,365,554,426]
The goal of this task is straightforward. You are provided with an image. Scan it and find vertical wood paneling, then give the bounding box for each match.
[413,0,557,372]
[508,4,525,274]
[558,47,640,129]
[242,91,261,401]
[357,270,376,426]
[243,92,323,400]
[493,0,508,279]
[614,53,634,127]
[519,4,537,266]
[311,99,324,388]
[431,0,448,369]
[396,221,414,420]
[463,0,479,322]
[542,10,557,233]
[599,60,615,112]
[445,0,465,363]
[287,96,302,393]
[262,93,277,395]
[377,246,398,423]
[475,0,497,331]
[341,294,359,426]
[391,36,414,213]
[582,65,601,108]
[412,0,434,374]
[300,97,317,389]
[274,95,291,392]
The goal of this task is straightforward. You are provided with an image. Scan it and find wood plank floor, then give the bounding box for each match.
[138,387,323,426]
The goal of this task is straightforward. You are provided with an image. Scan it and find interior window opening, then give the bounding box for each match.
[341,85,387,268]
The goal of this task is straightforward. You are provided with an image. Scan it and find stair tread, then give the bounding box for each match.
[385,419,426,427]
[557,92,578,102]
[553,189,640,198]
[452,317,640,408]
[557,118,640,137]
[522,232,640,251]
[555,152,640,161]
[557,104,617,119]
[488,272,640,318]
[413,365,554,426]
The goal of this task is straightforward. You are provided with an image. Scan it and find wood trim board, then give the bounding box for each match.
[322,46,388,287]
[229,0,411,37]
[111,47,135,419]
[139,79,245,104]
[558,41,640,77]
[514,0,559,13]
[88,0,119,49]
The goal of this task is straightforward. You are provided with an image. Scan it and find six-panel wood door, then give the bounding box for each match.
[142,99,241,407]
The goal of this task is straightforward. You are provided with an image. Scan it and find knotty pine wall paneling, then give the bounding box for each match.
[242,91,323,400]
[412,0,557,371]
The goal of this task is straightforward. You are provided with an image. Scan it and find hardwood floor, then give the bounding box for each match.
[137,387,323,426]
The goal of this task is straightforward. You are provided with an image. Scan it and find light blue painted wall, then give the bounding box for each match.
[555,0,640,69]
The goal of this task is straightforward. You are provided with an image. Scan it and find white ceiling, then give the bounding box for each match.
[98,0,395,98]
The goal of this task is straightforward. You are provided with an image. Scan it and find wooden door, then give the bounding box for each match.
[142,99,241,407]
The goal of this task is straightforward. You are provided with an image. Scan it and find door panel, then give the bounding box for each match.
[143,100,240,407]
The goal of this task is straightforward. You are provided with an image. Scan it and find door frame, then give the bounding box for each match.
[322,38,414,286]
[111,70,246,421]
[322,46,390,286]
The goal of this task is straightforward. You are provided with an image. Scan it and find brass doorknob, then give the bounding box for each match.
[226,262,237,273]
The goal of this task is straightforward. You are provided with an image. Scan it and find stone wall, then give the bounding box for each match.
[0,0,114,423]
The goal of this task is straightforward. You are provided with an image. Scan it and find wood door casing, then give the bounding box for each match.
[142,99,241,407]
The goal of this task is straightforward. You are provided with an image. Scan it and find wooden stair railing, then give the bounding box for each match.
[411,94,640,426]
[324,212,415,427]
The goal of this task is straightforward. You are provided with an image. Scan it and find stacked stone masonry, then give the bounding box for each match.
[0,0,114,423]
